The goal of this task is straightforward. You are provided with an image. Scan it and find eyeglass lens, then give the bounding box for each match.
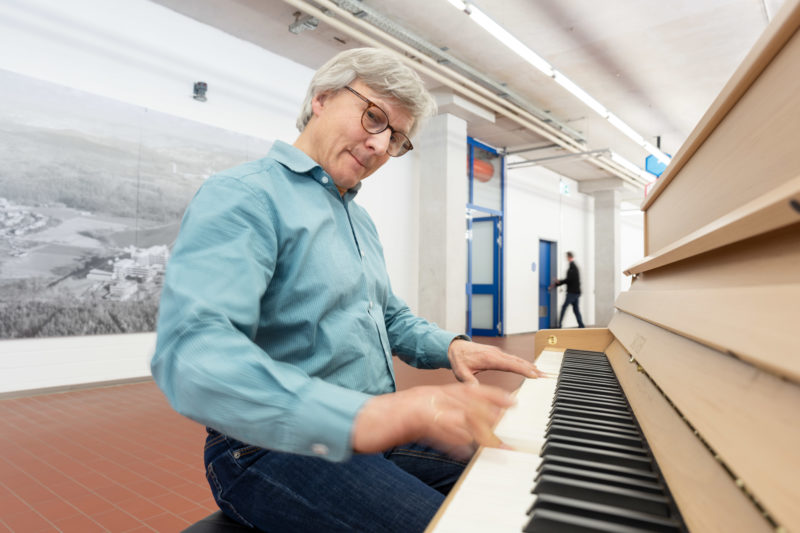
[346,86,412,157]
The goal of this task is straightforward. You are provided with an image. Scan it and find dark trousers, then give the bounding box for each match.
[559,292,585,328]
[203,428,467,532]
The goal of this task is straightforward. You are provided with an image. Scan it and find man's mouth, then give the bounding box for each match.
[349,151,366,168]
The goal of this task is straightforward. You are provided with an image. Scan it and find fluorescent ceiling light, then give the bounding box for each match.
[641,141,671,164]
[456,2,553,76]
[445,1,672,167]
[553,72,608,117]
[607,113,645,145]
[610,151,657,183]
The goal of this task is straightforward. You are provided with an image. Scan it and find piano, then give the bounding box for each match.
[425,0,800,531]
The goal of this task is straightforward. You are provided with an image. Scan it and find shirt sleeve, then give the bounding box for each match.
[150,177,370,462]
[382,283,462,370]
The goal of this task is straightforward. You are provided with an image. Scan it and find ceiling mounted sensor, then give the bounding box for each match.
[193,82,207,102]
[289,11,320,34]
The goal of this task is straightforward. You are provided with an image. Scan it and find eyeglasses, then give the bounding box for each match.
[343,86,413,157]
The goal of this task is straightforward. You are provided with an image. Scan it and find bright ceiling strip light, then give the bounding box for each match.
[607,112,645,145]
[610,151,657,183]
[553,72,608,117]
[456,2,554,76]
[446,0,671,167]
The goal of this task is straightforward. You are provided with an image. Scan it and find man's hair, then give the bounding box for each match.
[296,47,437,138]
[566,251,574,259]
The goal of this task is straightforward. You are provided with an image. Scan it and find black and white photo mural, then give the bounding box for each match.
[0,69,272,338]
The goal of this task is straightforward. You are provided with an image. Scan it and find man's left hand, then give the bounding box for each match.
[447,339,545,385]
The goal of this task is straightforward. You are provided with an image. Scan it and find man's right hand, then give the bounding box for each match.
[351,384,515,456]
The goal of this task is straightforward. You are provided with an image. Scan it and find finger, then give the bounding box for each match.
[487,352,545,379]
[458,384,516,409]
[451,360,480,385]
[465,402,503,448]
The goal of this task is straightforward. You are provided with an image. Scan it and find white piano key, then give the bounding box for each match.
[425,351,564,533]
[429,447,541,533]
[494,350,563,454]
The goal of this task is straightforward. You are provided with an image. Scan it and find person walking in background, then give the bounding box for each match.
[550,251,585,328]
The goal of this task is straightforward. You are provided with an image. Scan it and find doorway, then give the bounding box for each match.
[538,239,558,330]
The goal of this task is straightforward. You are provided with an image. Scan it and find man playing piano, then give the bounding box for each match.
[151,47,544,533]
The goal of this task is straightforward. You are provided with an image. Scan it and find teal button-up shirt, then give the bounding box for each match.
[151,141,459,462]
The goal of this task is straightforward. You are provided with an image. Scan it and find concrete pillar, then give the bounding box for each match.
[415,113,468,332]
[579,177,625,326]
[592,189,621,326]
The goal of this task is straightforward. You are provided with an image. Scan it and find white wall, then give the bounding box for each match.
[0,0,425,394]
[504,165,595,334]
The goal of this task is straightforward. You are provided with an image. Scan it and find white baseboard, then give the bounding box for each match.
[0,332,156,394]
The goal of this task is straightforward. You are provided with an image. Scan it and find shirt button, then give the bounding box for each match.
[321,176,329,184]
[369,300,373,309]
[360,250,365,258]
[311,443,329,456]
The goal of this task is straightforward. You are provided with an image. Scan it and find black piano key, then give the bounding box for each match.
[552,389,629,406]
[558,372,620,385]
[544,435,648,456]
[549,413,639,433]
[535,464,665,494]
[537,455,660,483]
[533,474,672,517]
[547,423,646,447]
[524,508,664,532]
[550,404,636,425]
[545,417,641,439]
[557,382,625,397]
[541,439,654,471]
[552,392,631,412]
[527,494,682,532]
[529,349,688,532]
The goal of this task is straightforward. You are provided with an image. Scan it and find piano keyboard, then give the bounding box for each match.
[427,349,687,533]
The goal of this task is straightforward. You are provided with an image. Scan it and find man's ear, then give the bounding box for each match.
[311,91,330,116]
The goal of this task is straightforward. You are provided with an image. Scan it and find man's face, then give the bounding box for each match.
[305,80,414,193]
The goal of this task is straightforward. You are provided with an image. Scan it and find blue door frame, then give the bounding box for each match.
[466,137,504,337]
[469,215,501,336]
[538,240,558,329]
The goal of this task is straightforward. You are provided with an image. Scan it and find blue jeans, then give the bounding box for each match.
[559,292,585,328]
[203,428,468,532]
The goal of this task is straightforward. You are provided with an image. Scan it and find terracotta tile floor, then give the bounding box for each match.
[0,381,215,532]
[0,333,536,532]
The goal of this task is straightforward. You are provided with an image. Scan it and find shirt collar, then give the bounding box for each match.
[269,140,362,199]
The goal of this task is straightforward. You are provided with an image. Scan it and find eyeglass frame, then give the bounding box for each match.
[342,86,413,157]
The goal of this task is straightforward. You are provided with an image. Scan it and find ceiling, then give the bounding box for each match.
[150,0,784,198]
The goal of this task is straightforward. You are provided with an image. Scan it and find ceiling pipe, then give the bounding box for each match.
[330,0,585,143]
[279,0,648,188]
[507,148,611,169]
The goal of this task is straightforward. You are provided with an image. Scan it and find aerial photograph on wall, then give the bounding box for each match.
[0,70,272,338]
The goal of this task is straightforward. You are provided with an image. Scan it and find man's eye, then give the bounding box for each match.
[365,108,384,126]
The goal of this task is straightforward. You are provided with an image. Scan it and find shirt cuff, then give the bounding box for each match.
[289,379,372,462]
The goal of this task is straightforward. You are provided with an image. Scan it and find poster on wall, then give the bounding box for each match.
[0,70,273,339]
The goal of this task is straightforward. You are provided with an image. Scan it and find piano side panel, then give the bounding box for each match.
[605,340,772,533]
[644,17,800,253]
[617,223,800,382]
[609,312,800,531]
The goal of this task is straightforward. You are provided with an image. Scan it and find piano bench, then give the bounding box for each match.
[182,510,260,532]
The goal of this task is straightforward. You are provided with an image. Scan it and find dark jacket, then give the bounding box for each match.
[556,262,581,295]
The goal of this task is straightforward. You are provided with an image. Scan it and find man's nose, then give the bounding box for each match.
[364,128,392,155]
